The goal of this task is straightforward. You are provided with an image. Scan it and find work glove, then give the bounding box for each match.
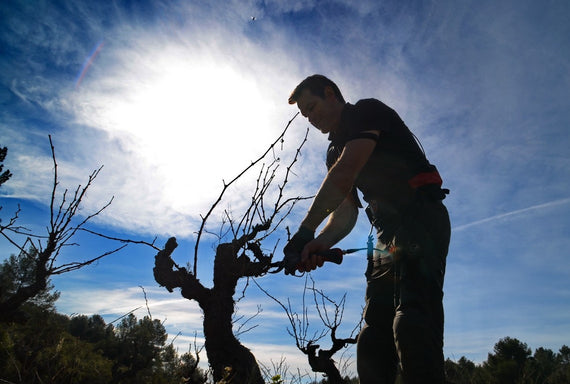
[282,227,314,275]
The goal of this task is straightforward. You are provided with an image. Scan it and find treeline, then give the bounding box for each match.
[307,339,570,384]
[1,250,569,384]
[0,303,208,384]
[443,337,570,384]
[308,337,570,384]
[3,303,569,384]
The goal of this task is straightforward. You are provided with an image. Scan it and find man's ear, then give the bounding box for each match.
[324,86,336,100]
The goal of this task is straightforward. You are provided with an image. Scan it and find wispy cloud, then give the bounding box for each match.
[453,197,570,232]
[2,4,321,237]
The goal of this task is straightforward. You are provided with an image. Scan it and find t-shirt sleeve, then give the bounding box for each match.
[347,99,396,141]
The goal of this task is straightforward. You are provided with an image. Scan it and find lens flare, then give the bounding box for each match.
[75,41,104,89]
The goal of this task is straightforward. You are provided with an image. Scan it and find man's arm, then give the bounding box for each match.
[294,133,378,272]
[297,194,358,272]
[300,133,378,232]
[315,193,359,248]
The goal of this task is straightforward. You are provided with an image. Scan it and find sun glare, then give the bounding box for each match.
[76,46,280,213]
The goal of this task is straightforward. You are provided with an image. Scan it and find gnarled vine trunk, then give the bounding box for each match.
[152,117,306,383]
[154,235,270,384]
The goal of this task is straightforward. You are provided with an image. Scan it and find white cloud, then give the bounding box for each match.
[4,14,325,238]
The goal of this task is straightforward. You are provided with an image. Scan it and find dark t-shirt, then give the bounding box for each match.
[327,99,438,211]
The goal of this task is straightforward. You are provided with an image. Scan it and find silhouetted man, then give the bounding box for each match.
[285,74,450,383]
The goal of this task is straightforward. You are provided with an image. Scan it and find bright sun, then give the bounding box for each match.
[75,43,284,213]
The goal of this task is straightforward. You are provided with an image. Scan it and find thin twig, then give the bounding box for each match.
[193,112,299,277]
[139,285,152,320]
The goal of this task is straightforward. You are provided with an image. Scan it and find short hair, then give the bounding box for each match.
[288,74,345,104]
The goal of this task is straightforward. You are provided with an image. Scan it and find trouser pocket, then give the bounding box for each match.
[363,260,395,327]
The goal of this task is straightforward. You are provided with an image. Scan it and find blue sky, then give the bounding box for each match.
[1,0,569,379]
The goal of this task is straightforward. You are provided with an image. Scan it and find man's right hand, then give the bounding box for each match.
[298,238,329,272]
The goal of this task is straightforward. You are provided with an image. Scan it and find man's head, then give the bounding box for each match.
[288,74,345,105]
[289,74,346,134]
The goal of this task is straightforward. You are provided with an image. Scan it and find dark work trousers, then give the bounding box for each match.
[357,199,450,384]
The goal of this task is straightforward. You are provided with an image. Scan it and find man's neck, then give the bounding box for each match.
[328,102,348,139]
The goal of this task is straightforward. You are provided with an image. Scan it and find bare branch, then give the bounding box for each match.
[253,277,327,353]
[139,285,152,320]
[109,306,143,324]
[193,112,299,276]
[0,136,157,322]
[50,244,128,275]
[255,276,359,383]
[48,135,58,230]
[182,331,206,381]
[79,228,159,250]
[233,304,262,338]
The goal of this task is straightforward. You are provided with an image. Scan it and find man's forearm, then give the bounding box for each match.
[315,197,358,248]
[299,136,377,232]
[300,163,355,231]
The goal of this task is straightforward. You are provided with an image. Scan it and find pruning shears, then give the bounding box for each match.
[268,247,374,276]
[268,235,394,276]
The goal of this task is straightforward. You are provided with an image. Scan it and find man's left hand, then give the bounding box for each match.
[283,226,315,255]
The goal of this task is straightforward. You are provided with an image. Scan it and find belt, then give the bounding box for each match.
[408,171,443,189]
